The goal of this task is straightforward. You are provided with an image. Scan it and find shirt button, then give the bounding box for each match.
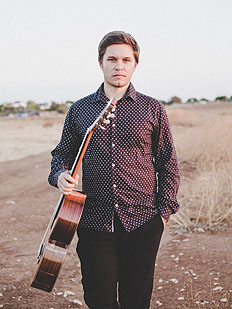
[113,184,117,188]
[112,143,115,147]
[115,203,119,208]
[112,124,115,127]
[112,163,115,167]
[112,107,116,112]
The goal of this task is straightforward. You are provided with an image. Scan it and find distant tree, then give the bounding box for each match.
[49,101,59,111]
[230,96,232,102]
[2,103,14,114]
[56,104,68,114]
[169,96,182,104]
[200,98,209,102]
[49,101,68,113]
[186,98,198,103]
[26,100,40,111]
[215,96,227,101]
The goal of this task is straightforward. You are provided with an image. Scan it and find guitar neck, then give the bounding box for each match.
[70,97,117,179]
[70,128,94,180]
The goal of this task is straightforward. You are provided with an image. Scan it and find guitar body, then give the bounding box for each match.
[30,190,86,292]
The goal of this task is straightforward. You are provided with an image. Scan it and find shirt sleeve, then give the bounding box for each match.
[48,105,81,188]
[153,102,180,222]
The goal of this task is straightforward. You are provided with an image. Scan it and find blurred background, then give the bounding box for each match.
[0,1,232,308]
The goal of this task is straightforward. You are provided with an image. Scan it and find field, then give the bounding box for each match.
[0,102,231,308]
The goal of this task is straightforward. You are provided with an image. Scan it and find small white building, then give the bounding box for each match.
[11,101,27,108]
[38,102,51,110]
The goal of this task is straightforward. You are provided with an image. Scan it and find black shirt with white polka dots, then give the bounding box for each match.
[48,83,180,232]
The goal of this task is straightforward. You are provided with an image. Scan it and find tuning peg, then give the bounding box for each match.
[107,113,115,119]
[103,119,110,124]
[99,125,106,130]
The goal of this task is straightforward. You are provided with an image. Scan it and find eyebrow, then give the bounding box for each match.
[107,56,133,60]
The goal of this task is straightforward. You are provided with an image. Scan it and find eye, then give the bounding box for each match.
[108,58,115,62]
[123,59,131,63]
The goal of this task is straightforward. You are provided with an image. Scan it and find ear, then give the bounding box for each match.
[133,62,138,72]
[99,60,103,70]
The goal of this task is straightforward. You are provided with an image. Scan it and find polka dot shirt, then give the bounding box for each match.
[48,83,180,232]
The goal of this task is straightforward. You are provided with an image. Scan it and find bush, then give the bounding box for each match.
[186,98,198,103]
[49,102,68,113]
[56,104,68,114]
[26,101,40,111]
[215,96,227,101]
[169,96,182,104]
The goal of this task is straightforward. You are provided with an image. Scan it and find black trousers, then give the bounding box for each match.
[76,213,164,309]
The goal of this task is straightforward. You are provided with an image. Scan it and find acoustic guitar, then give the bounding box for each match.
[30,97,117,292]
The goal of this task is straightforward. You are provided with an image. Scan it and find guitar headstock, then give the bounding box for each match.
[89,97,117,132]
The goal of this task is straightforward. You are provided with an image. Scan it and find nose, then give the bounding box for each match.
[115,60,124,70]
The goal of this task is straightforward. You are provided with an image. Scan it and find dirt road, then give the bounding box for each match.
[0,153,231,308]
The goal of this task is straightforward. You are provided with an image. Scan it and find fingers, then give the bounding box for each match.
[58,171,79,195]
[75,174,79,182]
[161,216,167,227]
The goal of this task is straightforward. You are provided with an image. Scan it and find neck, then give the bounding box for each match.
[103,82,130,100]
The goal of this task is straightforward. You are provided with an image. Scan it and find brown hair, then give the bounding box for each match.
[98,31,140,64]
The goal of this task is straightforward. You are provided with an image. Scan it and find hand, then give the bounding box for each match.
[58,171,79,195]
[161,216,167,228]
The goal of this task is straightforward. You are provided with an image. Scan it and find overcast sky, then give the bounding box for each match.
[0,0,231,103]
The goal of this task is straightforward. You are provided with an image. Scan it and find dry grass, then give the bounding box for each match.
[176,276,231,308]
[167,103,232,229]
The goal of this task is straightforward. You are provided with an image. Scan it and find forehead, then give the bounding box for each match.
[104,44,135,58]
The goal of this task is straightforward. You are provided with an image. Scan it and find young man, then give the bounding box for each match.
[48,31,180,309]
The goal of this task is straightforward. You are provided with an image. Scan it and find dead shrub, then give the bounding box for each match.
[172,163,232,228]
[168,103,232,229]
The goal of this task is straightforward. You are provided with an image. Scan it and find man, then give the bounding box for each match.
[48,31,180,309]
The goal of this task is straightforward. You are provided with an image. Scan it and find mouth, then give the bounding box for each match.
[113,74,126,78]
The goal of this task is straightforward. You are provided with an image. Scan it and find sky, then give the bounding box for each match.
[0,0,231,103]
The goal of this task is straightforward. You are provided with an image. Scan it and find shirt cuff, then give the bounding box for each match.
[159,207,173,222]
[158,199,180,222]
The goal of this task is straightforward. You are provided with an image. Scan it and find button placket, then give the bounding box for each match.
[111,106,118,211]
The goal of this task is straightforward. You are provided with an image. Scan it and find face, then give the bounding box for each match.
[99,44,137,89]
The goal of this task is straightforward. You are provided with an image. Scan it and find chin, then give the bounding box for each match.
[115,83,123,88]
[111,81,127,88]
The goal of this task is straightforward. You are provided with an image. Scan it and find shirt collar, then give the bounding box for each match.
[92,82,137,104]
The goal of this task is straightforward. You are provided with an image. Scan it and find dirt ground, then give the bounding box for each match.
[0,114,231,308]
